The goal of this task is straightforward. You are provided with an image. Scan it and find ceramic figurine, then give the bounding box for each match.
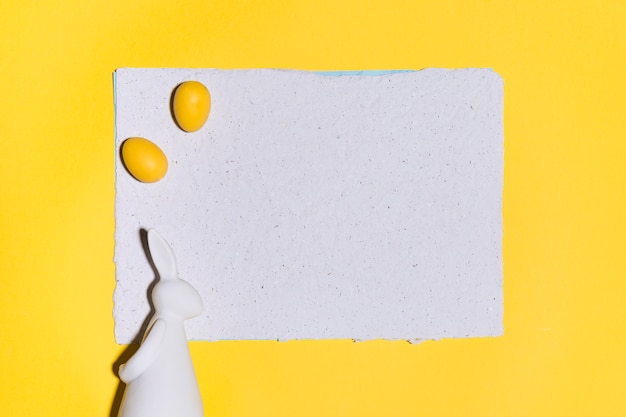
[118,229,204,417]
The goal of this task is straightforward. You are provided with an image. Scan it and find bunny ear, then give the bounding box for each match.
[147,229,178,280]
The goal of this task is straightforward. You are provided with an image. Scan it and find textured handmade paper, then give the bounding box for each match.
[113,68,503,343]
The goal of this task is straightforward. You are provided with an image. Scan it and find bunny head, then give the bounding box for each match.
[147,229,204,319]
[151,279,203,319]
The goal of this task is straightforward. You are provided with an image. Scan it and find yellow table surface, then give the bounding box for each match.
[1,1,625,415]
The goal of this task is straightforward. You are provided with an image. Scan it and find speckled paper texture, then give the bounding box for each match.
[113,68,503,343]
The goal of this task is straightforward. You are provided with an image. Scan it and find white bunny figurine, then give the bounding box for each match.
[118,229,204,417]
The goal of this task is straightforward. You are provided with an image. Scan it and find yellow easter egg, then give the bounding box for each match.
[172,81,211,132]
[121,137,168,183]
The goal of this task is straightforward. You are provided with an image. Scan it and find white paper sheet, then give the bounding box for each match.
[114,68,503,343]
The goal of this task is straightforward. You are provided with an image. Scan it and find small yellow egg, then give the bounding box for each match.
[172,81,211,132]
[121,137,168,183]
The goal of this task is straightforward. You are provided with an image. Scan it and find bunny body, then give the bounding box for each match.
[118,230,203,417]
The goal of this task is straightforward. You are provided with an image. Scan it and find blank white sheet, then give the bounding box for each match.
[113,68,503,343]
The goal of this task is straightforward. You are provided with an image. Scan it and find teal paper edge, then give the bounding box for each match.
[316,69,495,76]
[315,70,415,76]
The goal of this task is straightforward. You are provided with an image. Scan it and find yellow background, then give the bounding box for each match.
[1,0,624,415]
